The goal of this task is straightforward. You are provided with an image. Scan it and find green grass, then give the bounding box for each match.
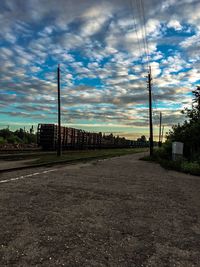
[0,137,5,144]
[141,154,200,176]
[0,151,55,161]
[181,161,200,175]
[30,148,148,166]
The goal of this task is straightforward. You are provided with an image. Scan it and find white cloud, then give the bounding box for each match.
[150,62,161,77]
[180,32,200,48]
[0,0,200,133]
[146,19,162,37]
[167,19,182,31]
[81,4,112,37]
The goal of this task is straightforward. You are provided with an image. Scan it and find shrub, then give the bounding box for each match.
[7,135,23,144]
[181,161,200,176]
[166,86,200,160]
[0,137,6,144]
[141,145,200,176]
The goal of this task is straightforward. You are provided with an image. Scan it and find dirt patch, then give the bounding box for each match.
[0,153,200,266]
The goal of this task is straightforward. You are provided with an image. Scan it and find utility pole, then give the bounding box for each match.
[57,64,62,156]
[159,112,162,147]
[161,125,165,143]
[24,126,26,143]
[147,66,153,156]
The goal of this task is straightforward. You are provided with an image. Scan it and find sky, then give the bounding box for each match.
[0,0,200,140]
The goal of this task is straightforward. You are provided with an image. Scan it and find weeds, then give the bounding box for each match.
[141,149,200,176]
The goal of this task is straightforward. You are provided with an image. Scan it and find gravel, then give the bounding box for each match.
[0,152,200,266]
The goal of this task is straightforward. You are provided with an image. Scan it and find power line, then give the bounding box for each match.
[57,64,62,157]
[130,0,155,154]
[134,0,150,69]
[129,0,149,77]
[129,0,143,60]
[139,0,150,66]
[134,0,147,59]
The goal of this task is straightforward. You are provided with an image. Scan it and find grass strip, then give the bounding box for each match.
[30,148,148,166]
[141,155,200,176]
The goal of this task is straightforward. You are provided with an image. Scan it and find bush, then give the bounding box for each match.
[181,161,200,176]
[159,159,182,171]
[162,140,172,157]
[0,129,12,139]
[26,133,37,144]
[149,141,172,161]
[7,135,23,144]
[0,137,6,144]
[166,86,200,160]
[141,157,200,176]
[141,145,200,176]
[0,128,37,144]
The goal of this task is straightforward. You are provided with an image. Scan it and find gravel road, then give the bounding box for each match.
[0,152,200,266]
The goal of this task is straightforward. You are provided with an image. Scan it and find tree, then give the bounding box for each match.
[0,128,12,139]
[30,125,34,134]
[137,135,147,142]
[181,86,200,122]
[14,128,24,140]
[0,128,37,145]
[167,86,200,160]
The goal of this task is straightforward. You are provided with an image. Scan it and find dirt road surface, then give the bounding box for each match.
[0,153,200,266]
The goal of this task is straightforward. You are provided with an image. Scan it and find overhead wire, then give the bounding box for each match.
[130,0,159,133]
[142,0,160,119]
[138,0,150,67]
[137,0,160,123]
[134,0,150,70]
[130,0,161,136]
[129,0,147,76]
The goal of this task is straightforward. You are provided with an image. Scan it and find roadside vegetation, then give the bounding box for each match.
[29,148,148,166]
[0,126,36,145]
[142,86,200,176]
[0,148,147,169]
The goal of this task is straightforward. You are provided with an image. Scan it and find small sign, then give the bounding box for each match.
[172,142,184,161]
[172,142,184,155]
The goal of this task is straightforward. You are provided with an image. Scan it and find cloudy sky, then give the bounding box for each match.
[0,0,200,139]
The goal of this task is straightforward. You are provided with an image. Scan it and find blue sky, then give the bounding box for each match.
[0,0,200,139]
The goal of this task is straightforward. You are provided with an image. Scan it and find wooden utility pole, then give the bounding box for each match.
[57,64,62,156]
[24,127,26,142]
[148,66,153,156]
[159,112,162,147]
[161,125,165,143]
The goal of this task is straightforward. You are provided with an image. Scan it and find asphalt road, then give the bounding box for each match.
[0,153,200,266]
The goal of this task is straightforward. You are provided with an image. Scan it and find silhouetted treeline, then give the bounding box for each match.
[0,127,37,144]
[167,86,200,160]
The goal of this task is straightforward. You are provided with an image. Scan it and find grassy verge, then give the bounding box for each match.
[29,148,148,166]
[141,153,200,176]
[0,151,55,161]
